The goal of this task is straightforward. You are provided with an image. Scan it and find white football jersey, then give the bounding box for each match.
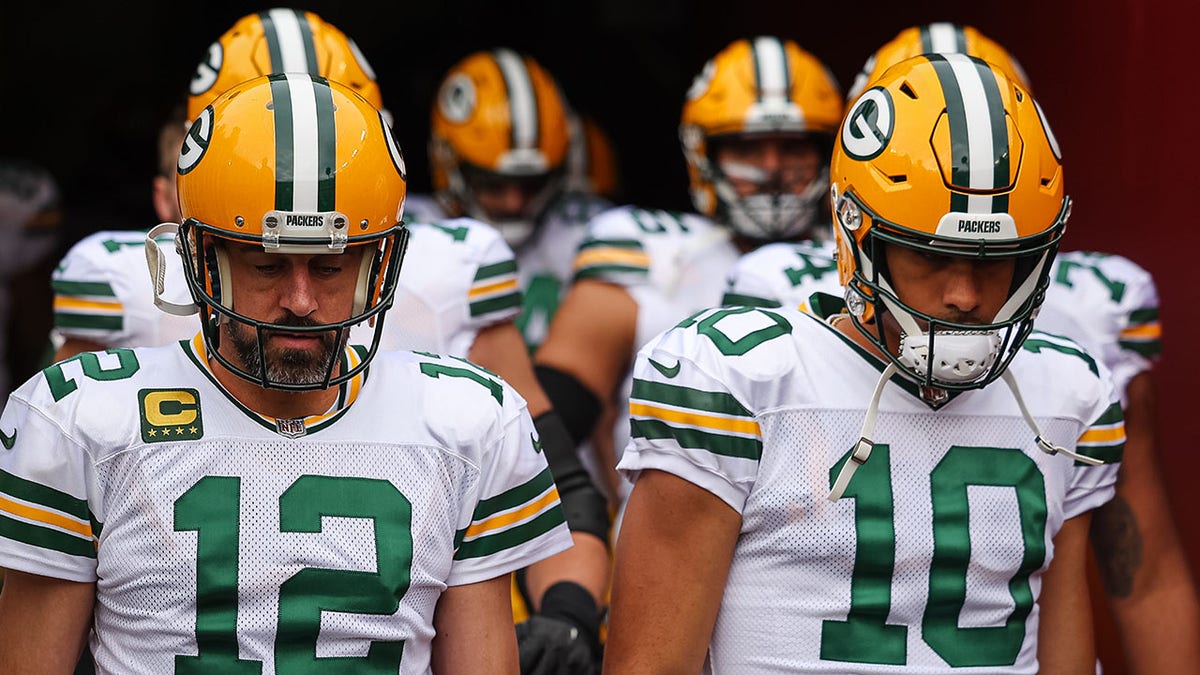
[570,205,742,496]
[350,218,523,357]
[401,193,448,224]
[721,239,841,310]
[620,305,1123,674]
[52,229,197,348]
[0,337,572,674]
[513,193,611,350]
[1040,251,1161,404]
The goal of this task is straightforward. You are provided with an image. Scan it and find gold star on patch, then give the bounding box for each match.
[147,429,157,437]
[176,427,184,435]
[161,428,171,436]
[188,426,198,434]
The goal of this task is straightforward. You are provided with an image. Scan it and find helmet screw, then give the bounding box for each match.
[334,217,346,229]
[235,216,245,227]
[264,216,278,229]
[360,219,369,230]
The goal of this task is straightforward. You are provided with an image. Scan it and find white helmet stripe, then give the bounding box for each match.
[288,73,324,212]
[943,53,998,213]
[752,36,789,103]
[926,23,965,54]
[265,8,315,73]
[494,49,538,150]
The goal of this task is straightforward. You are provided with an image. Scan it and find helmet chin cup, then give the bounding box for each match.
[897,330,1002,385]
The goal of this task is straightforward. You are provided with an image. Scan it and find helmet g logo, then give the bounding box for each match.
[841,87,894,160]
[178,107,213,175]
[189,42,223,96]
[437,73,476,124]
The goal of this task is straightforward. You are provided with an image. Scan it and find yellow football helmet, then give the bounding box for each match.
[846,22,1031,103]
[187,8,384,122]
[831,54,1068,392]
[429,49,572,246]
[680,37,843,241]
[169,73,408,391]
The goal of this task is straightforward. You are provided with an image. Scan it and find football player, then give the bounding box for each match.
[534,37,842,505]
[0,73,572,674]
[421,49,614,352]
[606,53,1121,674]
[722,23,1200,672]
[52,10,612,672]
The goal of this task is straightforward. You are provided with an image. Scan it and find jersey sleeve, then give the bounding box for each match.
[447,366,572,586]
[1111,259,1161,388]
[52,234,134,345]
[618,310,771,514]
[1063,356,1125,521]
[722,248,786,309]
[570,206,654,288]
[0,375,101,582]
[461,219,524,330]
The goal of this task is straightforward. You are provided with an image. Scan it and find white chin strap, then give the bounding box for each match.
[1001,370,1103,466]
[144,222,199,317]
[829,362,898,501]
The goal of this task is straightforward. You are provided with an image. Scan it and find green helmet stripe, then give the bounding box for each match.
[269,73,295,210]
[313,76,338,212]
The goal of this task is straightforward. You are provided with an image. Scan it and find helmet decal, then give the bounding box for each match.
[927,53,1011,214]
[178,107,213,175]
[841,87,893,161]
[493,49,539,150]
[437,72,477,124]
[189,42,223,96]
[380,111,407,179]
[259,7,320,74]
[267,73,339,212]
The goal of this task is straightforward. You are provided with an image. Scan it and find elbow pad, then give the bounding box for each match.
[533,410,611,544]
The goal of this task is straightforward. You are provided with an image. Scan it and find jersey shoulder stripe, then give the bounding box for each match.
[454,465,563,560]
[1076,401,1125,465]
[630,378,762,461]
[0,467,99,558]
[469,259,522,317]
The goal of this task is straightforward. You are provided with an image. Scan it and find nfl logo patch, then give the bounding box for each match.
[276,417,307,439]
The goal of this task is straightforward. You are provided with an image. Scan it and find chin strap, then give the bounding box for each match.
[145,222,199,316]
[1001,370,1103,466]
[829,362,898,501]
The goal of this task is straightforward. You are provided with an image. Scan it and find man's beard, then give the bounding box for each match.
[223,315,343,386]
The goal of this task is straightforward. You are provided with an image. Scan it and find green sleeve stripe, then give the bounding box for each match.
[574,265,648,282]
[0,514,96,558]
[632,379,753,417]
[721,292,782,308]
[474,260,518,281]
[1075,442,1124,465]
[1128,307,1159,324]
[1118,340,1162,357]
[578,238,644,252]
[1090,402,1124,427]
[469,292,523,317]
[52,280,117,297]
[471,466,556,521]
[0,469,92,522]
[54,313,123,330]
[631,418,762,461]
[454,506,565,560]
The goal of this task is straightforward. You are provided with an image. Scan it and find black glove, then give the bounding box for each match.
[515,582,602,675]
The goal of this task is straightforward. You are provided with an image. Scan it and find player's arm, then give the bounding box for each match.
[1038,512,1096,674]
[469,320,610,669]
[0,569,94,674]
[431,574,519,674]
[603,469,741,674]
[534,279,638,444]
[53,337,109,362]
[1092,371,1200,671]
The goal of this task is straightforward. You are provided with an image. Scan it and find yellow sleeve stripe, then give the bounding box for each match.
[573,248,651,271]
[1078,424,1126,445]
[0,494,94,539]
[629,401,761,436]
[468,277,519,299]
[54,297,123,313]
[1119,323,1162,340]
[464,487,561,539]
